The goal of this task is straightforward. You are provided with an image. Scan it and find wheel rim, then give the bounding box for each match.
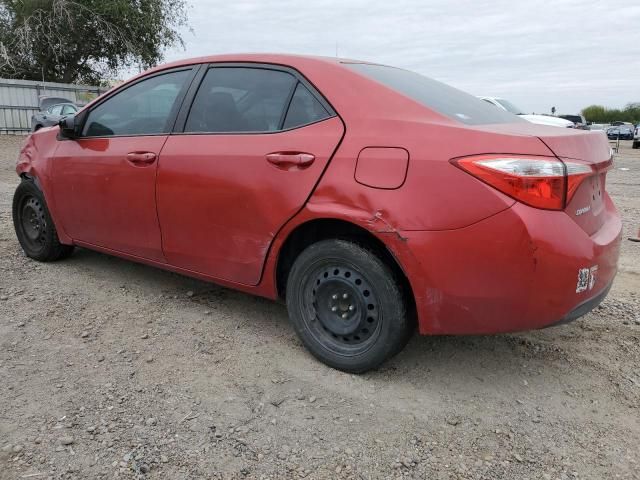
[302,262,382,356]
[19,196,47,251]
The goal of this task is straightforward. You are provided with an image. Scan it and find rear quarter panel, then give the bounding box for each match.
[289,60,554,231]
[308,119,559,231]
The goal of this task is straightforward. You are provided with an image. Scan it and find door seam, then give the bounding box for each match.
[154,135,171,263]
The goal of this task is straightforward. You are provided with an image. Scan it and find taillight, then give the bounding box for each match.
[451,155,594,210]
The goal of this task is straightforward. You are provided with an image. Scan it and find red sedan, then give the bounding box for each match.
[12,54,622,372]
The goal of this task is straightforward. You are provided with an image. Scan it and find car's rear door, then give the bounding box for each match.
[51,67,195,261]
[156,64,344,285]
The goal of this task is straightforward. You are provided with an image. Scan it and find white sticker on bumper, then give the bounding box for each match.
[588,265,598,291]
[576,265,598,293]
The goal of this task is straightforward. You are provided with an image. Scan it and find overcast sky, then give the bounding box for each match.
[164,0,640,114]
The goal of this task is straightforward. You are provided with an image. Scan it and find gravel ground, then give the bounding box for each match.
[0,134,639,480]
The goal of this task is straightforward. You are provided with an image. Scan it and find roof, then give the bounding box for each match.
[151,53,349,72]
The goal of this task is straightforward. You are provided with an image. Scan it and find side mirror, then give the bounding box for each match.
[58,115,77,139]
[58,110,87,139]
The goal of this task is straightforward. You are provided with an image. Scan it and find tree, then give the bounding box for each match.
[581,103,640,124]
[0,0,188,85]
[581,105,608,123]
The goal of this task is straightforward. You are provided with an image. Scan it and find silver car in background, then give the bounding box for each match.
[478,97,575,128]
[31,96,78,131]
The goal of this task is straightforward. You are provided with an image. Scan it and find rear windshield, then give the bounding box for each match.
[345,63,522,126]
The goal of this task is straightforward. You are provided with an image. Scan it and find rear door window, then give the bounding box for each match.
[185,67,297,133]
[282,83,330,129]
[345,63,523,125]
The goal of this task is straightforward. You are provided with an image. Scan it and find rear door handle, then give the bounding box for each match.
[265,152,315,169]
[126,152,157,165]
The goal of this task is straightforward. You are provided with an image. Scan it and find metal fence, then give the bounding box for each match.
[0,78,104,134]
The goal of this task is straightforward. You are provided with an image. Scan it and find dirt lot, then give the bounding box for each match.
[0,134,638,480]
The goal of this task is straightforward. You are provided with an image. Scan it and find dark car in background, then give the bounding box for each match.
[559,114,588,129]
[607,125,634,140]
[31,96,78,131]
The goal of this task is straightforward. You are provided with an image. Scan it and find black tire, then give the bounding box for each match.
[33,125,42,131]
[286,239,414,373]
[633,141,639,149]
[12,180,74,261]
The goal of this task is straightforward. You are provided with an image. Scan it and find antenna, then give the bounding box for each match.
[335,42,338,58]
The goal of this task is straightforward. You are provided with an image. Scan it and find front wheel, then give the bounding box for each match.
[12,180,74,261]
[633,141,639,149]
[286,239,414,373]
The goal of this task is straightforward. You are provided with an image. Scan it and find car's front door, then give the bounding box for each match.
[51,68,194,261]
[157,65,344,285]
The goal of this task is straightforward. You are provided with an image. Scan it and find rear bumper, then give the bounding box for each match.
[544,279,612,328]
[394,197,622,335]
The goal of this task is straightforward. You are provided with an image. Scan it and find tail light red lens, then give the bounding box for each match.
[452,155,595,210]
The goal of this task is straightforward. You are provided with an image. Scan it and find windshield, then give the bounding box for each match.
[560,115,582,123]
[345,63,522,125]
[495,99,525,115]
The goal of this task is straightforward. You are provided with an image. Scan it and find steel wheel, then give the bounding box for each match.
[18,196,48,253]
[286,239,414,373]
[304,262,382,356]
[12,180,74,261]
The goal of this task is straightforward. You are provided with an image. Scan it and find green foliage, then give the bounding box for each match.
[0,0,188,84]
[581,103,640,125]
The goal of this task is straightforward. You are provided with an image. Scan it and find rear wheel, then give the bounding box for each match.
[633,141,639,149]
[286,239,413,373]
[12,180,74,261]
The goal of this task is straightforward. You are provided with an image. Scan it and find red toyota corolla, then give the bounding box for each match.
[12,54,622,372]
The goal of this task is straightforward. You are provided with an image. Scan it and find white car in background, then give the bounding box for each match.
[479,97,575,128]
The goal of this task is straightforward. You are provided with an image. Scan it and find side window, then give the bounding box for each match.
[185,67,296,133]
[62,104,77,115]
[83,69,191,137]
[49,105,63,115]
[282,83,330,129]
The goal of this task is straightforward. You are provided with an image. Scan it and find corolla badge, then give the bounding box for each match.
[575,206,591,216]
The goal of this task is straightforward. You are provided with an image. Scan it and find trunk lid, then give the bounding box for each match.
[536,129,611,164]
[473,123,613,236]
[537,130,612,237]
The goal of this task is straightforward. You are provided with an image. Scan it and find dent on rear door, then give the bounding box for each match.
[156,116,345,286]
